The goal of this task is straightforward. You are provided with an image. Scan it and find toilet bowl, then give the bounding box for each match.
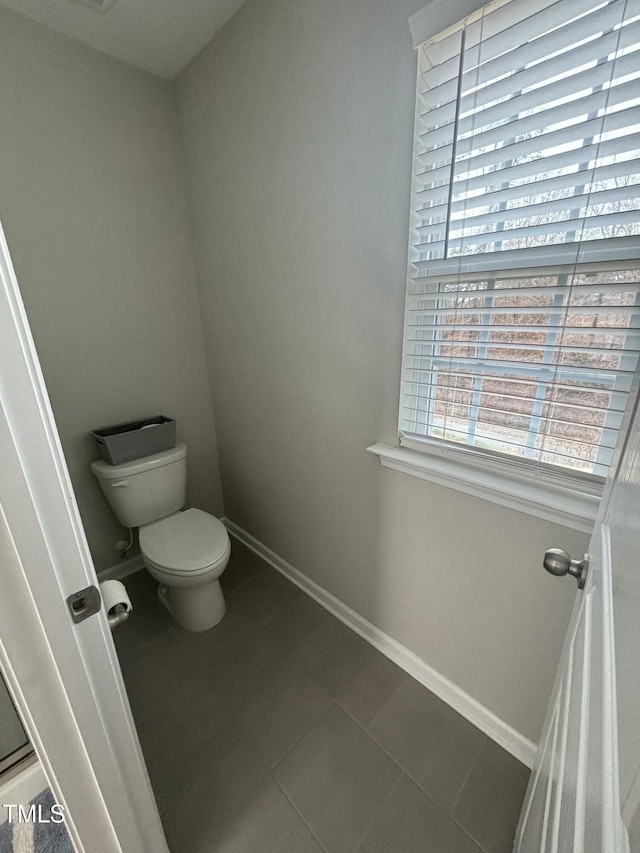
[91,442,231,632]
[140,508,231,631]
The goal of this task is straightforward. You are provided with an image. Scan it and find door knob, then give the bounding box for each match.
[543,549,589,589]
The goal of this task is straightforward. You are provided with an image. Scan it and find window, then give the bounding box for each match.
[400,0,640,484]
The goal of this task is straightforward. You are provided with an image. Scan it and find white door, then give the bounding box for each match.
[0,221,169,852]
[516,379,640,852]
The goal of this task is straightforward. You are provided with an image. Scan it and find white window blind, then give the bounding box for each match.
[401,0,640,480]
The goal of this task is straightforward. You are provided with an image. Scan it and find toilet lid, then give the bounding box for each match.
[139,508,229,574]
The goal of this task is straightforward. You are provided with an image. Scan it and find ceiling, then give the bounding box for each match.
[0,0,248,79]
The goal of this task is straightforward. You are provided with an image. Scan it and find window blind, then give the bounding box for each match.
[401,0,640,479]
[414,0,640,263]
[402,262,640,476]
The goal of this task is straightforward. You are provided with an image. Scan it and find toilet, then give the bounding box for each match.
[91,442,230,631]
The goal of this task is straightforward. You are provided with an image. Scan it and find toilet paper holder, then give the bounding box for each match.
[67,581,132,630]
[100,579,133,631]
[108,604,131,629]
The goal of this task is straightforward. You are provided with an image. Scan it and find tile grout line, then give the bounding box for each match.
[450,734,487,815]
[227,549,525,853]
[222,559,270,597]
[271,777,332,853]
[125,632,214,727]
[235,569,516,849]
[126,553,505,853]
[269,697,349,774]
[271,699,405,853]
[364,677,405,734]
[350,771,406,853]
[225,521,537,770]
[115,621,175,664]
[122,560,330,847]
[158,732,261,839]
[267,692,334,775]
[445,737,516,853]
[156,729,245,821]
[334,699,489,852]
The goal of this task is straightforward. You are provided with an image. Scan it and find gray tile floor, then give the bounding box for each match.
[116,542,530,853]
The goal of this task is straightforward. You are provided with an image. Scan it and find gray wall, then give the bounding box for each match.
[176,0,589,742]
[0,0,591,745]
[0,8,223,570]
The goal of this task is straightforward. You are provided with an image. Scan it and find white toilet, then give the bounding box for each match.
[91,442,230,632]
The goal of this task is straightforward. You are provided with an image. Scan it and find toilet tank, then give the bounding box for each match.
[91,442,187,528]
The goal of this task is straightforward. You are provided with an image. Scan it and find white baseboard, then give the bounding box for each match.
[223,517,537,769]
[97,553,144,583]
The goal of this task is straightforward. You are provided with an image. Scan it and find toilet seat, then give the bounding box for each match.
[139,508,230,576]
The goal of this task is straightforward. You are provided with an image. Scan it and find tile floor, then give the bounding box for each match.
[115,542,530,853]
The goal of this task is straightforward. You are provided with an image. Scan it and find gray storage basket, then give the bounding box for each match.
[92,416,176,465]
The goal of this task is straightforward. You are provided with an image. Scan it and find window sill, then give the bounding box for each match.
[367,443,601,534]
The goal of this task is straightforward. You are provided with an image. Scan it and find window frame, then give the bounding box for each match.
[367,439,601,532]
[370,0,640,528]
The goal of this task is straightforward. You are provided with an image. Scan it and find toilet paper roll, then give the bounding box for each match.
[100,579,133,630]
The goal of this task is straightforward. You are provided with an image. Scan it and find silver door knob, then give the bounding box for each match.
[543,549,589,589]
